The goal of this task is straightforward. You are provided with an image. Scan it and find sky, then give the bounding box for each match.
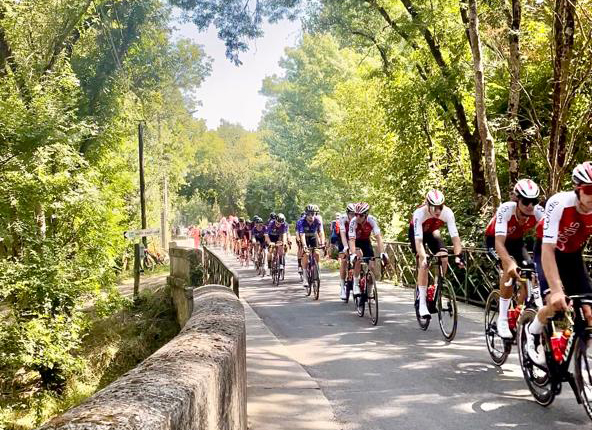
[173,18,302,131]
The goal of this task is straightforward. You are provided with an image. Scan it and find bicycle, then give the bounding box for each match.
[269,242,285,286]
[239,238,250,267]
[352,256,383,326]
[517,293,592,421]
[303,246,324,300]
[484,262,543,365]
[415,251,462,341]
[254,244,265,276]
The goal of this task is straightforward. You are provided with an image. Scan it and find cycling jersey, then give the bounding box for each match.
[411,205,459,240]
[536,191,592,253]
[337,215,351,239]
[485,201,543,239]
[348,215,381,240]
[298,217,322,237]
[236,224,250,240]
[252,225,266,240]
[266,220,287,237]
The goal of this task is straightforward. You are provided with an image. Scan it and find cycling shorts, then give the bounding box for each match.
[268,234,281,244]
[408,225,445,255]
[485,235,531,267]
[534,240,592,297]
[355,239,374,258]
[305,236,318,248]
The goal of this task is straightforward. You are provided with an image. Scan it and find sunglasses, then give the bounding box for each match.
[520,197,538,206]
[306,212,315,216]
[578,186,592,196]
[429,204,444,211]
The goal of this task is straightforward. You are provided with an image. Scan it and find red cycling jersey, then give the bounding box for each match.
[536,191,592,253]
[485,201,543,239]
[348,215,381,241]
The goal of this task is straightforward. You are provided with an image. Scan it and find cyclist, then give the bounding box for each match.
[338,204,356,300]
[410,190,463,318]
[526,162,592,366]
[251,216,268,275]
[348,202,388,297]
[265,213,288,271]
[485,179,543,338]
[299,204,325,288]
[295,212,306,276]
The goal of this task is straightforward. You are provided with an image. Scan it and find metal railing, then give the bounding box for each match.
[383,241,501,306]
[203,245,240,297]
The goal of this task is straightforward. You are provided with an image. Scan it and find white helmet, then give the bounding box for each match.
[354,202,370,215]
[346,203,356,213]
[514,179,540,199]
[572,162,592,185]
[426,189,445,206]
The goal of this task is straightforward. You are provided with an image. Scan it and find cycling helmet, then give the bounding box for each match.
[246,219,252,224]
[305,204,315,213]
[335,212,342,218]
[269,212,277,220]
[300,212,305,218]
[354,202,370,215]
[572,162,592,185]
[346,203,356,213]
[514,179,540,198]
[277,213,286,222]
[426,189,445,206]
[253,216,263,223]
[239,217,245,223]
[312,204,320,213]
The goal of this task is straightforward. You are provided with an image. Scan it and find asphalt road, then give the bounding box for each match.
[220,250,590,430]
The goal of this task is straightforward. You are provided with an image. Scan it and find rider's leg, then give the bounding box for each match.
[353,248,363,295]
[301,252,309,286]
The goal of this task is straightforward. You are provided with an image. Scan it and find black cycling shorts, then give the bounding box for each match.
[337,234,349,253]
[408,225,446,255]
[254,235,267,247]
[485,235,532,267]
[305,236,318,248]
[268,234,280,243]
[534,240,592,297]
[355,239,375,258]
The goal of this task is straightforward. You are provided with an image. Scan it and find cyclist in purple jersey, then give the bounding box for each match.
[299,204,326,288]
[265,213,288,270]
[251,216,268,275]
[295,212,306,275]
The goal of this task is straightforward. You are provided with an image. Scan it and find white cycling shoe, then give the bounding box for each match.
[497,318,513,339]
[526,322,547,367]
[340,284,347,300]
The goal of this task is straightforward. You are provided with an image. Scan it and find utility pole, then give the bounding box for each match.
[138,121,147,248]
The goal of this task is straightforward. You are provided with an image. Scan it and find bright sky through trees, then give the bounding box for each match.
[174,19,302,130]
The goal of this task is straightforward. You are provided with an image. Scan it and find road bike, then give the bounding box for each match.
[303,246,324,300]
[517,293,592,421]
[484,261,542,365]
[269,242,285,286]
[352,256,383,326]
[254,244,266,276]
[415,252,461,341]
[239,239,250,267]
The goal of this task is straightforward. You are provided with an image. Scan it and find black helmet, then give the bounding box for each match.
[269,212,277,220]
[239,217,245,223]
[253,216,263,223]
[277,213,286,222]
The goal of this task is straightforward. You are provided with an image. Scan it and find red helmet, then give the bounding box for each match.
[354,202,370,215]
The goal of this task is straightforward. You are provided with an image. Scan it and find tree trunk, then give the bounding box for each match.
[506,0,521,185]
[548,0,576,194]
[467,0,501,206]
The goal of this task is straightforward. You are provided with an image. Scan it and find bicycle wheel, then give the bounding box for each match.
[143,254,155,271]
[485,290,511,365]
[516,309,555,406]
[574,337,592,421]
[367,272,378,326]
[281,255,285,280]
[344,280,351,304]
[415,287,430,330]
[437,279,457,341]
[312,263,320,300]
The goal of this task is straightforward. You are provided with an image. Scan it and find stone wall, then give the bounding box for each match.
[39,285,247,430]
[168,244,202,326]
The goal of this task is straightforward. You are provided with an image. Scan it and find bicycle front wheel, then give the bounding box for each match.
[484,290,511,365]
[367,273,378,326]
[312,263,320,300]
[437,280,457,341]
[575,337,592,421]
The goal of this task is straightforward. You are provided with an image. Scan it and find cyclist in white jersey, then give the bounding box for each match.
[337,203,356,300]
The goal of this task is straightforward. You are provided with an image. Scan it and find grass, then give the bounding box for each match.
[0,285,180,430]
[319,257,340,271]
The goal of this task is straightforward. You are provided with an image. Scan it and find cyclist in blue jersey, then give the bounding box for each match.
[299,204,326,288]
[251,216,267,276]
[265,213,288,271]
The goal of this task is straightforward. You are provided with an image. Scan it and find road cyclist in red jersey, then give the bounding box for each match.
[410,190,464,318]
[525,162,592,366]
[485,179,544,339]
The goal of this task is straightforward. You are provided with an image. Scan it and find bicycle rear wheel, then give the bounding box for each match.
[574,337,592,421]
[437,280,457,341]
[516,309,555,406]
[485,290,511,365]
[367,272,378,326]
[415,287,430,330]
[312,263,320,300]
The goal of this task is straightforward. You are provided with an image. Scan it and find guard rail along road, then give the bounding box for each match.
[38,242,247,430]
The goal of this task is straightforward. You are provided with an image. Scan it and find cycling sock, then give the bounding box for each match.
[499,297,511,320]
[418,285,427,302]
[529,316,544,335]
[354,275,360,286]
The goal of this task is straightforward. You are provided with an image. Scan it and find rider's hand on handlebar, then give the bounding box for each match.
[349,254,357,265]
[455,254,465,269]
[549,290,569,312]
[505,260,520,279]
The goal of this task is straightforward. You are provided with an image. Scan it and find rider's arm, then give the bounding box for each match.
[443,207,462,255]
[451,236,462,256]
[541,194,566,297]
[493,203,514,268]
[542,242,563,294]
[338,217,348,251]
[318,221,326,245]
[412,209,427,261]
